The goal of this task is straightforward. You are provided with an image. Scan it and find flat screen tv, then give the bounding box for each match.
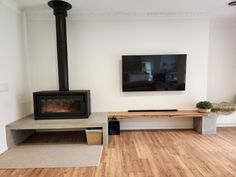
[122,54,187,91]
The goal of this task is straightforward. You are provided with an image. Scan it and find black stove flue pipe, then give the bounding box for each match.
[48,0,72,91]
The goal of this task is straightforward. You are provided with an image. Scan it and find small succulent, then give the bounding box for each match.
[196,101,213,109]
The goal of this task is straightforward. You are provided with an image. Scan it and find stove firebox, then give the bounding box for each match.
[34,91,90,119]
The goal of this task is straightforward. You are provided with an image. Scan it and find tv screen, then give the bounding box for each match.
[122,54,187,91]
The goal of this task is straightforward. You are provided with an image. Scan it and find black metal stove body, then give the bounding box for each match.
[33,1,91,120]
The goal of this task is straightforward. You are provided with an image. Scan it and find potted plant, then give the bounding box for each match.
[196,101,213,113]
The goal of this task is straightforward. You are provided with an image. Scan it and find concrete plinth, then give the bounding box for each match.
[193,113,218,134]
[6,112,108,148]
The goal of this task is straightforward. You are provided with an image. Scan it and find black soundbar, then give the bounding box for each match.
[128,109,178,112]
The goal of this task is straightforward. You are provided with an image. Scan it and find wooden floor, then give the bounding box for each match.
[1,128,236,177]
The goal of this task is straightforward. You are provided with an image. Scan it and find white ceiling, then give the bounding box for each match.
[15,0,236,20]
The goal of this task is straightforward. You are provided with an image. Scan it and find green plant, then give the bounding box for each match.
[196,101,213,109]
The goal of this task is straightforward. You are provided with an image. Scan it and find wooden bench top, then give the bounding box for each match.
[108,110,207,119]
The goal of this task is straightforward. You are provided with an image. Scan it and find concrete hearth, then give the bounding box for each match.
[6,112,108,148]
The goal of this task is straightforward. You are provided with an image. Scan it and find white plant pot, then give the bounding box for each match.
[197,108,211,113]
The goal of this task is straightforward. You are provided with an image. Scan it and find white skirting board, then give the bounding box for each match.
[217,123,236,127]
[216,112,236,127]
[120,117,193,130]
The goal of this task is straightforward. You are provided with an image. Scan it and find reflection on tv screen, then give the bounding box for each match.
[122,54,186,91]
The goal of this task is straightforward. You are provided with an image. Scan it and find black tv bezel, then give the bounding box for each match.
[122,54,187,92]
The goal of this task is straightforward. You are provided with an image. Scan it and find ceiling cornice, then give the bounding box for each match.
[26,10,210,21]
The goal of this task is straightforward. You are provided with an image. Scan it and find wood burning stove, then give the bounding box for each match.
[33,1,91,119]
[34,91,90,119]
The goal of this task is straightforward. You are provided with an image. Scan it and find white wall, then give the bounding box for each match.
[208,22,236,126]
[0,1,31,153]
[0,1,234,154]
[27,17,209,129]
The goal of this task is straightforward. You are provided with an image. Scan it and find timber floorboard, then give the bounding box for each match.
[1,128,236,177]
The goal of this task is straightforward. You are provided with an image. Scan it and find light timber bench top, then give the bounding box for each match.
[108,110,217,135]
[108,110,207,119]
